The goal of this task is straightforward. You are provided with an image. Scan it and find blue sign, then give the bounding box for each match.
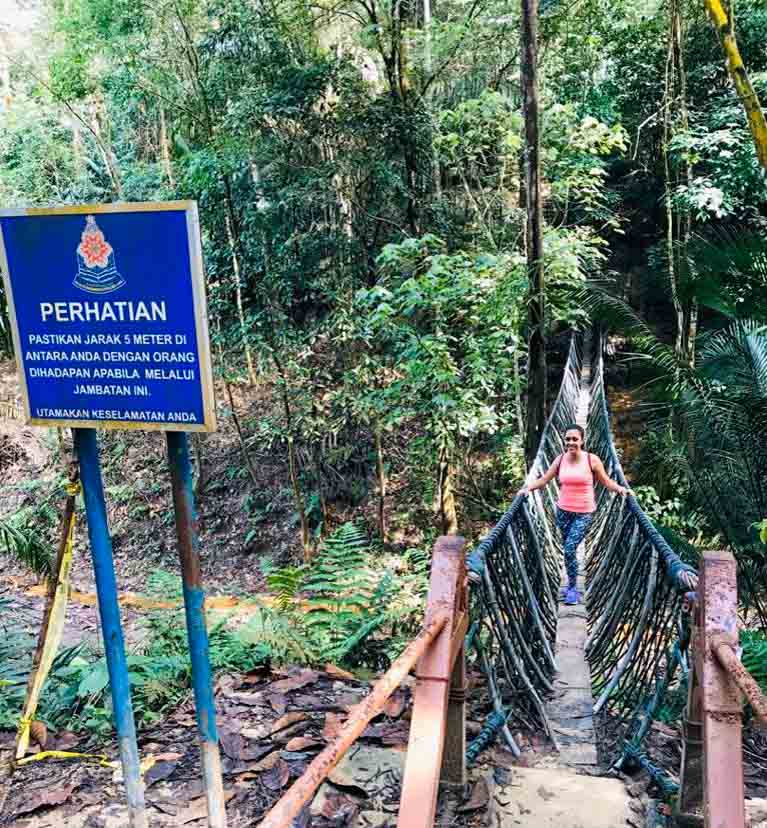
[0,202,216,431]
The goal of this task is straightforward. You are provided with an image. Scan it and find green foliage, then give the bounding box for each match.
[741,629,767,696]
[631,486,710,547]
[680,322,767,618]
[265,564,306,611]
[0,575,270,737]
[0,519,54,580]
[359,236,526,451]
[256,523,429,669]
[302,523,385,661]
[0,480,67,579]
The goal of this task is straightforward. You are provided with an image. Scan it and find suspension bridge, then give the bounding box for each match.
[249,330,767,828]
[13,331,760,827]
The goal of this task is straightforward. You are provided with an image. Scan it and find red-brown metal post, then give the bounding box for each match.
[397,536,466,828]
[698,550,745,828]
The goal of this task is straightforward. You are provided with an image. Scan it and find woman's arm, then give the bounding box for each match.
[591,455,632,496]
[518,458,561,496]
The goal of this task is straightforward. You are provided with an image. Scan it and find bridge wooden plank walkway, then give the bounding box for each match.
[544,341,598,768]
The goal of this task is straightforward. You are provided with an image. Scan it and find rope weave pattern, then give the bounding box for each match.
[465,333,698,766]
[586,336,697,764]
[466,337,584,747]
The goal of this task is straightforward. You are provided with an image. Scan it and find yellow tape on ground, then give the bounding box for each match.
[15,507,77,760]
[15,750,112,769]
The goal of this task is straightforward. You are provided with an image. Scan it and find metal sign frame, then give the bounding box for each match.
[0,200,216,432]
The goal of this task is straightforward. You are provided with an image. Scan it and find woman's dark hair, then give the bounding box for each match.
[564,424,585,442]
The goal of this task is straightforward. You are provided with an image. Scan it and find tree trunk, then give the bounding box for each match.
[288,435,311,562]
[521,0,546,468]
[193,433,207,498]
[375,425,387,543]
[666,0,698,367]
[437,447,459,535]
[272,351,311,560]
[159,105,175,188]
[222,195,257,386]
[225,381,259,489]
[704,0,767,168]
[314,444,328,537]
[91,94,123,199]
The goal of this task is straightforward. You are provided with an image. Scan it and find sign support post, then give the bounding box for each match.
[1,201,223,824]
[73,428,147,828]
[166,431,227,827]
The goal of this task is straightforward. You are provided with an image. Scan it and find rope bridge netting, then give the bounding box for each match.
[465,332,698,772]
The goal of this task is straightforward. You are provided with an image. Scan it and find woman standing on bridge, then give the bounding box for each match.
[519,425,631,606]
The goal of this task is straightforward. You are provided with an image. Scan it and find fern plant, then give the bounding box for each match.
[302,523,385,660]
[266,565,307,611]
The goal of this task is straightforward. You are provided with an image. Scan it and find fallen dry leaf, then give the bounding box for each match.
[13,781,78,817]
[262,757,290,791]
[144,761,177,787]
[268,693,288,715]
[271,669,319,693]
[242,725,270,740]
[320,791,360,823]
[53,731,80,751]
[154,752,183,762]
[176,791,236,824]
[324,664,356,681]
[458,778,490,813]
[241,665,270,684]
[219,729,248,760]
[272,712,307,734]
[29,720,48,749]
[250,750,281,772]
[323,713,346,741]
[228,691,264,706]
[286,736,322,752]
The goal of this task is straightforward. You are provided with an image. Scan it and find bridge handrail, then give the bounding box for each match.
[589,337,697,593]
[257,536,468,828]
[466,334,582,581]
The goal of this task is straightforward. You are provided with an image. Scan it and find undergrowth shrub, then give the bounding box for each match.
[258,522,430,669]
[0,480,64,579]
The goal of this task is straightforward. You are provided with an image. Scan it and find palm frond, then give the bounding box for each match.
[0,520,53,579]
[687,228,767,321]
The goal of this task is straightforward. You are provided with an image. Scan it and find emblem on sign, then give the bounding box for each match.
[74,215,125,294]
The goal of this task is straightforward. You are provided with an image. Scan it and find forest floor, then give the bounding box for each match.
[1,354,766,826]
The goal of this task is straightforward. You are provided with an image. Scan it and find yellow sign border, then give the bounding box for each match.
[0,201,217,433]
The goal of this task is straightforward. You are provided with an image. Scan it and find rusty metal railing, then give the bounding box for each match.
[679,550,767,826]
[258,536,468,828]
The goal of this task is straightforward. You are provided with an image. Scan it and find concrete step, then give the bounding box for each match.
[485,766,632,828]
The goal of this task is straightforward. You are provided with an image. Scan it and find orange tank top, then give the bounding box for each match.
[557,452,596,514]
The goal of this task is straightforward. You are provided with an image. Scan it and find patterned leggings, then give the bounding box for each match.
[556,508,594,589]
